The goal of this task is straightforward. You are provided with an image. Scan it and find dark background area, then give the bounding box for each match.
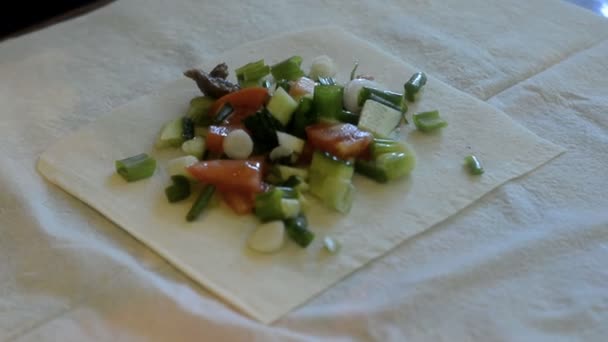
[0,1,113,40]
[0,1,605,41]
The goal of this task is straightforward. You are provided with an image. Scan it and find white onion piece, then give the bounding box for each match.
[343,78,382,113]
[223,129,253,160]
[248,221,286,253]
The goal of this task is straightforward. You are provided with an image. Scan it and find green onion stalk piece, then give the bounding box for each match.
[165,175,191,203]
[254,187,300,222]
[404,72,427,102]
[358,87,404,112]
[413,110,447,132]
[284,214,315,248]
[115,153,156,182]
[235,59,270,84]
[270,56,305,81]
[313,84,344,120]
[464,155,484,175]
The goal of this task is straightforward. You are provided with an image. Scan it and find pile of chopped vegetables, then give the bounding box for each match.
[114,54,483,254]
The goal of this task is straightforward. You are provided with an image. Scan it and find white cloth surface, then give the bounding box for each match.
[1,0,607,340]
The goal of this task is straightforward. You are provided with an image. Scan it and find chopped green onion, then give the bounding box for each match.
[354,159,389,183]
[235,59,270,83]
[186,185,216,222]
[288,96,316,139]
[358,87,405,114]
[464,155,484,175]
[314,84,344,120]
[369,138,407,159]
[404,72,427,102]
[115,153,156,182]
[413,110,447,132]
[182,117,195,141]
[213,103,234,125]
[367,93,403,113]
[323,236,341,254]
[337,110,360,125]
[271,56,305,81]
[349,62,359,81]
[254,187,300,222]
[284,214,314,248]
[165,175,191,203]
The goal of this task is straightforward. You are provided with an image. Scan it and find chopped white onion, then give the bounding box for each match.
[167,155,199,180]
[248,221,286,253]
[309,55,337,80]
[343,78,382,113]
[223,129,253,160]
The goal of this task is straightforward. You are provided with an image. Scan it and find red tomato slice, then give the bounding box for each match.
[305,123,374,160]
[220,191,256,215]
[209,87,269,117]
[187,160,263,193]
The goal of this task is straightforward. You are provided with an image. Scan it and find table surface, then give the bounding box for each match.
[1,0,608,341]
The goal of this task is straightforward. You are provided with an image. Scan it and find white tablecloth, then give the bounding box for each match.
[1,0,607,340]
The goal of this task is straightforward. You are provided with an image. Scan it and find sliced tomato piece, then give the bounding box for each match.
[187,160,263,193]
[209,87,269,117]
[220,191,256,215]
[305,123,374,160]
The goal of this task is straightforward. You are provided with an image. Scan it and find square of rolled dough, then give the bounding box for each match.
[37,27,564,323]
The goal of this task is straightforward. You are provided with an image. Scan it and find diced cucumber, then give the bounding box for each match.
[358,100,402,137]
[187,96,215,126]
[378,152,415,180]
[272,165,309,182]
[276,131,305,154]
[267,87,298,125]
[309,175,355,213]
[309,151,354,180]
[308,151,355,213]
[181,136,206,159]
[355,151,416,183]
[156,118,185,148]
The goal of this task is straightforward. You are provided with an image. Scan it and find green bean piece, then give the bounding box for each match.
[186,185,216,222]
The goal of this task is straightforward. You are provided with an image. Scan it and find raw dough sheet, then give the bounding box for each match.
[37,28,564,323]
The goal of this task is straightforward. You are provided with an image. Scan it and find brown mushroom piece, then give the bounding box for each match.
[184,64,240,98]
[209,63,229,79]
